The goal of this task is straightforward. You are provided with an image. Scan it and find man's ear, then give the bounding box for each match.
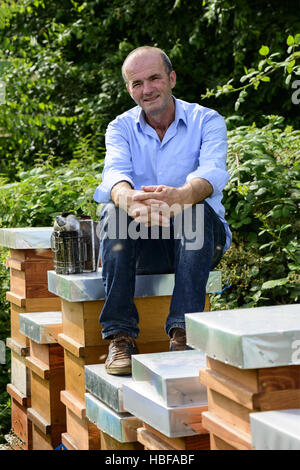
[170,70,176,89]
[126,84,131,95]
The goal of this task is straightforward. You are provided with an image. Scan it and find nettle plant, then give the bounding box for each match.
[211,115,300,310]
[203,35,300,310]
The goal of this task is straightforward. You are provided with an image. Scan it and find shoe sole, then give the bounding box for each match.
[169,344,193,352]
[105,365,132,376]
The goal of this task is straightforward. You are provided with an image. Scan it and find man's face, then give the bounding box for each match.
[125,51,176,117]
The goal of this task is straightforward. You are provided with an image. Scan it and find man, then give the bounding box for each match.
[93,46,231,375]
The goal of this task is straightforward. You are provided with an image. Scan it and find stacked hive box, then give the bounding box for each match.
[123,350,211,450]
[185,304,300,450]
[19,311,66,449]
[48,269,221,450]
[0,228,61,450]
[250,409,300,450]
[85,365,143,450]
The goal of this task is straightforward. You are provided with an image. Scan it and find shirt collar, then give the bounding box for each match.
[135,96,187,131]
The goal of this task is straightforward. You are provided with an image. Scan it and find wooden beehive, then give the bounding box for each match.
[0,228,61,450]
[48,269,219,450]
[185,305,300,451]
[6,248,61,350]
[200,357,300,450]
[19,311,66,450]
[137,423,210,450]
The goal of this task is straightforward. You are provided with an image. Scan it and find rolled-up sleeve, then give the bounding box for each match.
[93,121,135,203]
[186,111,229,194]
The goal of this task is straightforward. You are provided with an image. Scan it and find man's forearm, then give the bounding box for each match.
[179,177,213,206]
[110,181,134,206]
[111,181,170,226]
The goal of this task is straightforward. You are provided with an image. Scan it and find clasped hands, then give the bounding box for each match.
[124,185,184,227]
[113,177,212,227]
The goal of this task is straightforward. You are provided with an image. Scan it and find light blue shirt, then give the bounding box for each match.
[94,97,232,251]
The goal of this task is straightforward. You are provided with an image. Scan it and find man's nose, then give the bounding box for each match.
[143,80,154,95]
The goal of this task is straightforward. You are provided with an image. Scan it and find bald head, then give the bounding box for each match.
[122,46,173,83]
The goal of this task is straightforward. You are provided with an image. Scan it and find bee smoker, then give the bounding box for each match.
[51,213,100,275]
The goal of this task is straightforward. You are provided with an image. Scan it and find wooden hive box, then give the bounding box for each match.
[6,383,32,450]
[6,247,61,350]
[6,334,32,450]
[0,228,62,450]
[186,304,300,450]
[58,336,104,450]
[123,351,210,450]
[9,297,61,350]
[84,364,143,450]
[85,392,143,450]
[137,423,210,450]
[7,249,56,299]
[0,228,61,350]
[62,406,101,450]
[19,311,66,450]
[47,269,220,450]
[84,356,211,451]
[123,376,209,440]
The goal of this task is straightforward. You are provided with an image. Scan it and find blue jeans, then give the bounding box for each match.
[99,200,226,339]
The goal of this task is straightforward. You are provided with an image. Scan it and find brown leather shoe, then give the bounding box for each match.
[169,328,192,351]
[105,333,139,375]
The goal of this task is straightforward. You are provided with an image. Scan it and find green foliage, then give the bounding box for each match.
[0,135,104,227]
[0,248,10,444]
[211,115,300,310]
[202,34,300,111]
[0,0,299,176]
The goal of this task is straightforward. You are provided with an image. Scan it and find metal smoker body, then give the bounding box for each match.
[51,213,100,275]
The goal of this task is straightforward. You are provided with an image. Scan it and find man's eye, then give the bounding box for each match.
[133,83,141,88]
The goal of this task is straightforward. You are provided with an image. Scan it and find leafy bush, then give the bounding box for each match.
[0,248,10,444]
[0,135,104,228]
[211,115,300,310]
[0,0,299,176]
[203,34,300,112]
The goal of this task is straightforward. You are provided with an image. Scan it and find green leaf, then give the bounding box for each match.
[260,76,270,82]
[234,100,240,111]
[263,255,274,262]
[255,187,267,196]
[288,263,300,271]
[285,74,292,85]
[259,45,270,56]
[287,35,295,46]
[262,278,288,289]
